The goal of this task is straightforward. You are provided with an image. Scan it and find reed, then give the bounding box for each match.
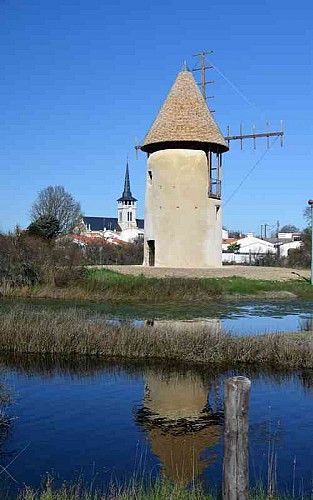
[15,476,296,499]
[0,305,312,369]
[18,478,213,500]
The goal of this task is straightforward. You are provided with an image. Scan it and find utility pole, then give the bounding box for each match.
[276,220,280,259]
[192,51,284,148]
[136,51,284,155]
[308,200,313,285]
[192,51,215,102]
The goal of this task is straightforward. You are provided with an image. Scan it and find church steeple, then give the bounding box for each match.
[117,163,137,203]
[117,162,138,230]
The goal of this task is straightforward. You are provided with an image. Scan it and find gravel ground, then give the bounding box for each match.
[102,265,310,281]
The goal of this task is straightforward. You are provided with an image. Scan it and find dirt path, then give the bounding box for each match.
[102,265,310,281]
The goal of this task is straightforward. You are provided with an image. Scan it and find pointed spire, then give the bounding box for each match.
[181,60,190,72]
[123,162,131,197]
[117,162,138,203]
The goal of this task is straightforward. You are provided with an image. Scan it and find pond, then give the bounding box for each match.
[0,356,313,496]
[2,298,313,335]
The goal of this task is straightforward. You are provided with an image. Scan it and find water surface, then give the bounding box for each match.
[0,356,313,496]
[2,298,312,335]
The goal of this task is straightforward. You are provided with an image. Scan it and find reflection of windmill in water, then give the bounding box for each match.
[145,319,222,336]
[299,315,313,332]
[136,369,223,484]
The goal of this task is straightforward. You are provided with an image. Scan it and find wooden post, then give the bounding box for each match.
[223,376,251,500]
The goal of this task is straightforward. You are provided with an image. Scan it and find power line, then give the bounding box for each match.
[210,62,261,114]
[223,136,279,208]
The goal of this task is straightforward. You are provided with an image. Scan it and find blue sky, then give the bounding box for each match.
[0,0,312,234]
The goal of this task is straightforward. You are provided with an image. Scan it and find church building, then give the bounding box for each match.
[82,163,144,242]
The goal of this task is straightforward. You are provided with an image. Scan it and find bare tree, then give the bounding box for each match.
[31,186,82,234]
[304,206,311,226]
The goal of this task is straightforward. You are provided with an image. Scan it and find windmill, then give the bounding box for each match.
[134,53,285,268]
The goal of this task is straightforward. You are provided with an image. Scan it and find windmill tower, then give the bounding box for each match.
[140,64,228,268]
[117,163,138,230]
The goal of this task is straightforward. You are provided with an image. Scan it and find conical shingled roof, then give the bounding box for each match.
[141,69,228,153]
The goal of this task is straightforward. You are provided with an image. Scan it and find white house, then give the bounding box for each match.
[222,235,276,264]
[235,236,275,254]
[277,240,302,257]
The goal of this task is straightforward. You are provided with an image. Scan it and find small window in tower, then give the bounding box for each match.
[129,212,133,221]
[148,170,153,181]
[119,212,122,222]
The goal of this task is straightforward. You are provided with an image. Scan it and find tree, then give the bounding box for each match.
[287,227,311,268]
[27,215,60,240]
[31,186,82,234]
[228,242,241,253]
[304,206,312,226]
[228,230,244,239]
[285,208,311,268]
[280,224,299,233]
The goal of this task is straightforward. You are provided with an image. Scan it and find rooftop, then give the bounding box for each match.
[141,68,228,154]
[83,216,144,232]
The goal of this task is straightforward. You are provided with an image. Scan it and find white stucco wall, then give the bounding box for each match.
[117,201,137,231]
[144,149,222,268]
[278,240,302,257]
[118,227,144,242]
[225,236,275,254]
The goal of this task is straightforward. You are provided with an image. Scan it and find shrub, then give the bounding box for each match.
[0,230,82,287]
[53,267,85,287]
[287,229,311,269]
[83,238,144,265]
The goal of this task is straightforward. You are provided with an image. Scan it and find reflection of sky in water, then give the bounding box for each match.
[128,301,313,336]
[222,314,309,335]
[220,302,313,335]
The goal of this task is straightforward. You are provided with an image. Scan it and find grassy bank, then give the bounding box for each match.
[14,476,305,499]
[2,268,313,304]
[1,305,313,369]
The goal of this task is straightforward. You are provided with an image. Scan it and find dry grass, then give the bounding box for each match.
[1,305,313,369]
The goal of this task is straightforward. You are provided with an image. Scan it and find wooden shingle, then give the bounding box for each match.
[141,69,228,153]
